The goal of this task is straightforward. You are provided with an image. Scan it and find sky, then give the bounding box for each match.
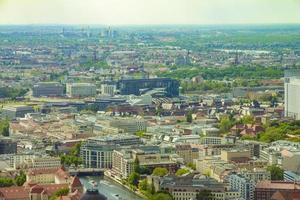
[0,0,300,25]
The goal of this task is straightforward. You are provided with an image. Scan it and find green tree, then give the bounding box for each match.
[128,172,140,187]
[175,168,189,176]
[239,115,255,125]
[138,179,148,191]
[0,177,14,187]
[15,171,26,186]
[219,115,235,133]
[267,165,284,180]
[0,119,9,137]
[49,188,69,200]
[152,167,168,177]
[196,190,212,200]
[186,111,193,123]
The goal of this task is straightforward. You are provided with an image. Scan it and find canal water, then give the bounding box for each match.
[80,176,145,200]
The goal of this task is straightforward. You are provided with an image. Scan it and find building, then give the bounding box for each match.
[221,149,251,162]
[109,118,147,133]
[100,83,116,96]
[229,173,255,200]
[255,181,300,200]
[284,71,300,119]
[0,168,83,200]
[2,105,34,119]
[0,138,17,154]
[149,173,240,200]
[10,155,61,169]
[284,171,300,182]
[80,143,114,169]
[175,144,199,164]
[112,149,135,179]
[32,82,64,97]
[66,83,96,98]
[117,78,179,97]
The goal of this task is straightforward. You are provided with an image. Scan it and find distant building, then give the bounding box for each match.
[117,78,179,97]
[100,83,116,96]
[175,144,199,164]
[285,70,300,119]
[81,135,142,169]
[66,83,96,98]
[2,105,34,120]
[109,118,147,133]
[0,138,17,154]
[32,82,64,97]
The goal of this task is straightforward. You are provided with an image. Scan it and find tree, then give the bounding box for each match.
[15,171,26,186]
[196,190,212,200]
[186,111,193,123]
[0,119,9,137]
[49,188,69,200]
[133,157,141,173]
[175,168,189,176]
[128,172,140,187]
[152,167,168,177]
[138,179,148,191]
[219,115,235,133]
[267,165,284,180]
[239,115,255,125]
[0,177,14,187]
[187,162,196,170]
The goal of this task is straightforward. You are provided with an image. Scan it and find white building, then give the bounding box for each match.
[66,83,96,97]
[101,83,116,96]
[285,72,300,119]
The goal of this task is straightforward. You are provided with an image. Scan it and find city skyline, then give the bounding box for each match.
[0,0,300,25]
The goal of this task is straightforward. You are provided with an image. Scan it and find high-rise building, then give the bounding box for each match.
[66,83,96,98]
[229,173,255,200]
[32,82,64,97]
[284,70,300,119]
[117,78,179,97]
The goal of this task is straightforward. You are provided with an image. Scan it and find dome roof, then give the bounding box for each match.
[80,189,107,200]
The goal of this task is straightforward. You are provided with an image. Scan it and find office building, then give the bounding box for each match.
[229,173,255,200]
[175,144,199,164]
[101,83,116,96]
[109,118,147,133]
[0,138,17,154]
[32,82,64,97]
[66,83,96,98]
[117,78,179,97]
[284,71,300,119]
[2,105,34,119]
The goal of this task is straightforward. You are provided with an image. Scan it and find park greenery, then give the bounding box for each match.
[60,143,82,167]
[0,171,26,187]
[0,119,9,137]
[0,87,28,100]
[158,65,285,81]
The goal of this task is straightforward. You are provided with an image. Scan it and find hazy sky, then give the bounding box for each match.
[0,0,299,25]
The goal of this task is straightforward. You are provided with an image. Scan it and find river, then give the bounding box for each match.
[79,176,145,200]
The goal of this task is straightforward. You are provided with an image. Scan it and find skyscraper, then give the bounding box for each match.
[284,70,300,119]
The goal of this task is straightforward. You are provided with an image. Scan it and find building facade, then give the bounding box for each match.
[66,83,96,98]
[32,82,64,97]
